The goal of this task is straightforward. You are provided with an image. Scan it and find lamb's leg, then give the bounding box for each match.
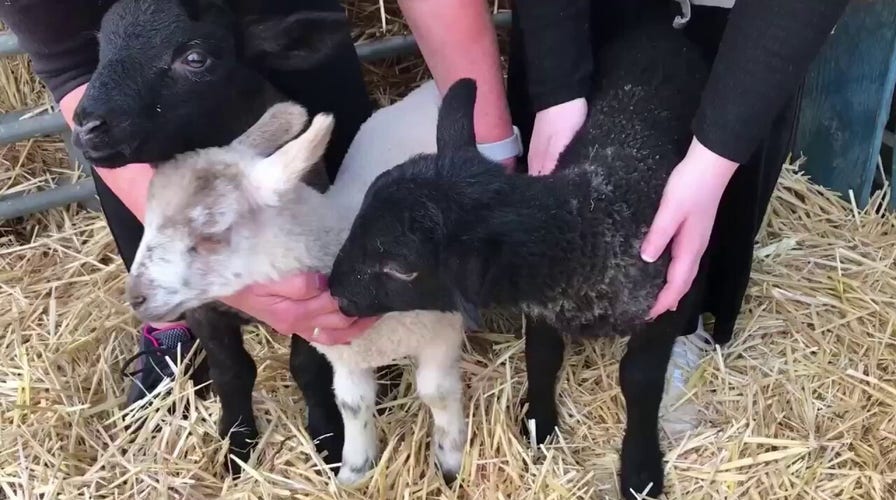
[522,317,565,445]
[185,307,257,477]
[289,336,344,467]
[332,364,378,485]
[618,320,677,500]
[416,340,466,483]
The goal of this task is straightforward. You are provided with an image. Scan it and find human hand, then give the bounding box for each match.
[640,137,739,319]
[527,98,588,176]
[220,272,378,345]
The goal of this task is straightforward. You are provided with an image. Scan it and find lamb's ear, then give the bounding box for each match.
[436,78,478,153]
[232,102,309,157]
[248,112,334,200]
[241,12,351,71]
[180,0,230,23]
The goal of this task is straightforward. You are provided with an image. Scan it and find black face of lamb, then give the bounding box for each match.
[71,0,350,167]
[329,210,459,318]
[329,78,505,329]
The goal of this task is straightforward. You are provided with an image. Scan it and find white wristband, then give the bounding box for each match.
[476,125,522,162]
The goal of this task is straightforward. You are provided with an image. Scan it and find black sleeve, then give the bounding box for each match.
[513,0,593,112]
[0,0,107,102]
[692,0,850,164]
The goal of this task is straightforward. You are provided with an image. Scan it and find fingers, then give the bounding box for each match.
[312,317,381,346]
[640,194,681,263]
[646,217,707,319]
[246,272,327,300]
[528,140,548,176]
[647,253,698,319]
[303,311,360,330]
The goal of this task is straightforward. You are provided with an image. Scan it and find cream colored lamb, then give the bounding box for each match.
[126,81,466,484]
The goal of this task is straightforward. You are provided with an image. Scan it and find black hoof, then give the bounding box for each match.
[307,410,344,468]
[225,428,258,478]
[519,403,558,446]
[441,469,458,485]
[620,437,664,499]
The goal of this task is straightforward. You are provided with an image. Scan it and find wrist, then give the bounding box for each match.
[476,125,522,163]
[688,136,739,178]
[689,136,738,169]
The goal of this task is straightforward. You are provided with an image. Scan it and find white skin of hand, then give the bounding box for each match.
[527,97,588,176]
[640,136,739,319]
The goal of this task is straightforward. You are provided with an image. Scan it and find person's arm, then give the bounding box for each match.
[642,0,850,319]
[691,0,851,165]
[397,0,515,156]
[0,2,155,220]
[58,85,156,221]
[0,1,102,104]
[513,0,592,175]
[3,4,368,344]
[514,0,592,113]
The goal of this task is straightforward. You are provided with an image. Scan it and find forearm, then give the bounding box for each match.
[692,0,850,164]
[514,0,593,112]
[58,85,153,222]
[0,1,103,102]
[398,0,513,144]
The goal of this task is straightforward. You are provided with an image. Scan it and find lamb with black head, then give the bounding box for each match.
[74,0,372,476]
[329,11,710,498]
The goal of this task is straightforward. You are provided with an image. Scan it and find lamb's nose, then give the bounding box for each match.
[127,281,147,309]
[129,294,147,309]
[336,297,358,317]
[76,119,107,140]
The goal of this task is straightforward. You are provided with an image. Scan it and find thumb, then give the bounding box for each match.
[249,272,328,300]
[640,200,680,263]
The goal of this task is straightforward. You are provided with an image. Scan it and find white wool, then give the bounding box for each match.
[329,80,441,216]
[138,79,464,484]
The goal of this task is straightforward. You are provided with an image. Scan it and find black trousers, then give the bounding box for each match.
[506,3,800,343]
[92,0,373,272]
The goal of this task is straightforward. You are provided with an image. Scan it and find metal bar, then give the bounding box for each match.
[884,129,895,148]
[0,11,513,220]
[355,11,510,62]
[0,180,96,220]
[0,12,511,146]
[0,112,68,145]
[0,33,20,56]
[0,11,511,58]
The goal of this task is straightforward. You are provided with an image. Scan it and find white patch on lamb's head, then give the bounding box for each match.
[127,158,259,322]
[126,106,335,323]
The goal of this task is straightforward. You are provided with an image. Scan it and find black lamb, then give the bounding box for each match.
[328,10,713,499]
[72,0,372,476]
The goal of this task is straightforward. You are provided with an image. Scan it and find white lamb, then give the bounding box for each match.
[125,81,467,484]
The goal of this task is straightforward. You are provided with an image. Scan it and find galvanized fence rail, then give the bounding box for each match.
[0,12,512,221]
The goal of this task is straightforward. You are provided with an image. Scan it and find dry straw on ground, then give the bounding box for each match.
[1,2,895,499]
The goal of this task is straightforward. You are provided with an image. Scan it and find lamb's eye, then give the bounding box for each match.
[383,266,418,282]
[191,233,227,255]
[181,50,209,70]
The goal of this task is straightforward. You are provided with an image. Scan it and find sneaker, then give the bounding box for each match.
[659,315,715,440]
[120,324,199,407]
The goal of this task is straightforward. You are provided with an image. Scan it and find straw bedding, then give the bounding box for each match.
[1,2,894,499]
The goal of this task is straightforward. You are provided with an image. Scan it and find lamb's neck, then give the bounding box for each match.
[254,189,351,280]
[475,174,606,308]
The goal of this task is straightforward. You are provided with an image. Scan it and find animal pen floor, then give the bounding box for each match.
[1,3,895,499]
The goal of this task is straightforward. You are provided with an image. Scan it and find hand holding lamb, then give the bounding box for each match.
[220,271,378,345]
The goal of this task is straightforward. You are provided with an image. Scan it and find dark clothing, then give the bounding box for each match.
[0,0,104,103]
[1,0,371,451]
[0,0,372,271]
[510,0,848,164]
[507,0,847,342]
